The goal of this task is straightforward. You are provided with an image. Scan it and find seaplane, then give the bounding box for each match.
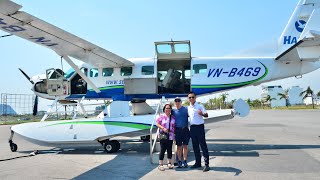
[1,0,320,153]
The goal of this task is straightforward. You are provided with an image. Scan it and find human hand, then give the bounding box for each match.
[163,128,168,133]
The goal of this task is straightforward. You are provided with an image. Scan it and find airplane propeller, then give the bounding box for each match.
[18,68,34,84]
[18,68,38,116]
[33,95,38,116]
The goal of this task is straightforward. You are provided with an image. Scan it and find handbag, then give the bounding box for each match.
[160,133,169,140]
[159,115,171,141]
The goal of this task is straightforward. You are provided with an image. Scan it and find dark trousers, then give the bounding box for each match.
[190,124,209,165]
[159,140,173,161]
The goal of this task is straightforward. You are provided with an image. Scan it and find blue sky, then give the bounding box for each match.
[1,0,319,109]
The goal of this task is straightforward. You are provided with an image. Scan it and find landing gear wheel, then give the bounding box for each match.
[110,140,120,151]
[9,142,18,152]
[104,140,120,153]
[140,135,150,142]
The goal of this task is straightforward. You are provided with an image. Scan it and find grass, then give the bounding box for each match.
[0,120,40,125]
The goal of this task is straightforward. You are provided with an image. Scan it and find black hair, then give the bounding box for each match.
[188,91,196,97]
[162,104,172,112]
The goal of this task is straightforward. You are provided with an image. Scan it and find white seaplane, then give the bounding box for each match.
[1,0,320,153]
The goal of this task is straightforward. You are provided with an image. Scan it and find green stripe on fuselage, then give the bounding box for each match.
[88,85,124,91]
[45,121,151,130]
[192,62,268,89]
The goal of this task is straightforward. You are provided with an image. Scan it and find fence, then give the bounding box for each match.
[0,93,35,121]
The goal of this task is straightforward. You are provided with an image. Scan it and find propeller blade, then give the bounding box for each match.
[33,96,38,116]
[18,68,34,84]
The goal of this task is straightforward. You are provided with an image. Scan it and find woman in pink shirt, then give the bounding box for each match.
[156,104,175,171]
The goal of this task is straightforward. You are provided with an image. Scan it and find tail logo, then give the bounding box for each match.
[295,20,306,32]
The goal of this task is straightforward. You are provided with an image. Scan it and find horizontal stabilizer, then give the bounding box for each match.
[310,30,320,37]
[205,109,235,124]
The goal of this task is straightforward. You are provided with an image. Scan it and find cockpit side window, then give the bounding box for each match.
[193,64,207,74]
[90,68,99,77]
[102,68,114,77]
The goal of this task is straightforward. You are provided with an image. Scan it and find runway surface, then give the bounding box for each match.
[1,110,320,180]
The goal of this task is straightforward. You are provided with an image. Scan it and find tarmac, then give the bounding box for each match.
[1,110,320,180]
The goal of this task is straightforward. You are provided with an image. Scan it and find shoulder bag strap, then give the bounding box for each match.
[168,115,172,133]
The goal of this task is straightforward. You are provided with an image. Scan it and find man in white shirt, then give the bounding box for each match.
[188,92,210,172]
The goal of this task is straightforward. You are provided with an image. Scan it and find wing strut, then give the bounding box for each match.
[61,55,101,93]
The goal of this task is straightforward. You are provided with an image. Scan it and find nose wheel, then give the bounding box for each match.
[8,130,18,152]
[9,140,18,152]
[103,140,120,153]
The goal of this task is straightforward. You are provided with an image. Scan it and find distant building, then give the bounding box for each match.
[261,85,318,107]
[288,86,303,105]
[261,86,286,108]
[304,95,320,105]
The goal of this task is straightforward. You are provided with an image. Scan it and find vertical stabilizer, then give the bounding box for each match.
[277,0,320,55]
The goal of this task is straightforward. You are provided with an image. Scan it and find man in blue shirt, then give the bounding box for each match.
[172,97,190,168]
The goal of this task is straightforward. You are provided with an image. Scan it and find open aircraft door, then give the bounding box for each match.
[46,68,69,96]
[155,40,191,94]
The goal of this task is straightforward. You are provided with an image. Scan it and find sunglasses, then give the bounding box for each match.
[188,96,195,99]
[174,100,181,102]
[165,108,172,109]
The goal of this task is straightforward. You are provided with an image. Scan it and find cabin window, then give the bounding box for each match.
[121,67,132,76]
[158,71,167,81]
[102,68,114,76]
[90,68,99,77]
[193,64,207,74]
[64,68,75,79]
[141,66,154,75]
[81,67,88,76]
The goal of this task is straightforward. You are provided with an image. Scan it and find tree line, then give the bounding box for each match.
[182,86,320,109]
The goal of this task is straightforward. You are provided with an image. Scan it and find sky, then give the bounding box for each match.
[1,0,319,110]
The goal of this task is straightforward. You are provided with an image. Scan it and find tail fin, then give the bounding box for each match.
[277,0,320,55]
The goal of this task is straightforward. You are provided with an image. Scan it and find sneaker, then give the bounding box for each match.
[168,163,174,169]
[190,164,201,169]
[158,165,165,171]
[177,161,182,168]
[182,160,188,168]
[203,165,210,172]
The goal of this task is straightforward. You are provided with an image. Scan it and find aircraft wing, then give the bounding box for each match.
[0,0,134,68]
[276,9,320,62]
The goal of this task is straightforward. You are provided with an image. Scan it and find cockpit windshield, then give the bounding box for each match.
[64,68,75,79]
